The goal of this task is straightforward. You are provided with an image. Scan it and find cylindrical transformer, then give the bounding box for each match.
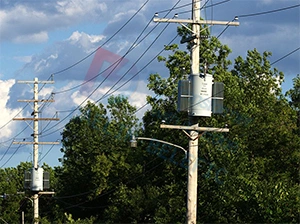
[31,167,43,192]
[189,73,212,117]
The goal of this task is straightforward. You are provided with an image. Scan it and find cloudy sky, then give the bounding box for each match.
[0,0,299,168]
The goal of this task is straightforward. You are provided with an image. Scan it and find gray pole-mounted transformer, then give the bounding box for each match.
[178,74,224,116]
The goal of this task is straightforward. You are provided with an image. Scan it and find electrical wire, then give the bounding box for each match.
[51,0,150,76]
[216,18,235,38]
[271,47,300,66]
[176,0,230,16]
[0,75,54,134]
[40,32,179,139]
[0,0,151,135]
[155,0,199,14]
[2,1,298,169]
[38,144,56,163]
[237,4,300,18]
[40,0,182,138]
[99,35,179,102]
[215,4,300,38]
[0,0,152,164]
[55,149,184,210]
[0,140,14,162]
[54,15,155,95]
[0,145,22,168]
[95,23,177,104]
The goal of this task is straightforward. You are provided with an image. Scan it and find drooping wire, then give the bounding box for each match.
[54,15,155,95]
[155,0,199,14]
[0,145,22,168]
[40,0,183,138]
[176,0,230,16]
[95,22,177,104]
[98,34,180,102]
[0,75,53,140]
[0,140,14,162]
[271,47,300,66]
[0,0,151,157]
[38,144,56,163]
[216,4,299,38]
[237,4,300,18]
[52,0,150,76]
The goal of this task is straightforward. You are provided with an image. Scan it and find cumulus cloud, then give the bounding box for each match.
[0,0,108,43]
[14,31,49,44]
[0,79,22,139]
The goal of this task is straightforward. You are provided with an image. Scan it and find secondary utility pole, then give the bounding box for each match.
[13,77,59,224]
[154,1,239,223]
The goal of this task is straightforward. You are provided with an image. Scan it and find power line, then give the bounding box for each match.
[2,1,183,167]
[40,1,183,138]
[52,0,150,76]
[0,0,151,148]
[237,4,300,18]
[155,0,198,14]
[216,4,300,38]
[271,47,300,66]
[95,24,177,104]
[0,145,22,168]
[54,16,155,95]
[176,0,230,15]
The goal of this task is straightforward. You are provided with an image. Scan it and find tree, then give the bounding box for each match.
[286,74,300,133]
[55,95,140,221]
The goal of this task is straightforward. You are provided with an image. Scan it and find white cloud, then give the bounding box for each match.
[14,31,49,44]
[0,79,22,139]
[0,0,107,44]
[14,56,32,63]
[56,0,107,17]
[68,31,105,53]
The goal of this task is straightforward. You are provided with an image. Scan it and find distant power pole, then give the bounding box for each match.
[154,1,239,223]
[13,77,59,224]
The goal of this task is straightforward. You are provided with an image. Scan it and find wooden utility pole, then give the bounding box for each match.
[13,77,59,224]
[154,1,239,223]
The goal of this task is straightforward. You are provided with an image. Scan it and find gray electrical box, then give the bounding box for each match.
[43,171,50,190]
[212,82,224,114]
[177,79,191,112]
[24,171,31,190]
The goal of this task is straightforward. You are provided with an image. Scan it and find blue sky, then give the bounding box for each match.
[0,0,299,168]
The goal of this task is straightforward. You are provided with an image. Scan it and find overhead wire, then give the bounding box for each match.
[36,0,185,205]
[0,0,152,166]
[271,47,300,66]
[0,74,53,133]
[176,0,230,15]
[216,3,300,38]
[40,1,182,138]
[54,15,156,95]
[237,4,300,18]
[0,140,14,162]
[0,145,22,168]
[0,78,55,164]
[155,0,199,14]
[54,148,184,210]
[95,22,178,104]
[51,1,150,76]
[2,1,298,169]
